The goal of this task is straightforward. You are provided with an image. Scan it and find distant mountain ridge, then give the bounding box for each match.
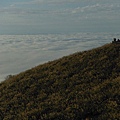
[0,43,120,120]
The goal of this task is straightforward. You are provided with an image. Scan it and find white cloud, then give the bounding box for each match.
[71,3,120,14]
[1,33,119,82]
[69,3,120,21]
[1,1,120,18]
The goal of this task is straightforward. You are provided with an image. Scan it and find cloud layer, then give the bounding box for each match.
[0,32,119,82]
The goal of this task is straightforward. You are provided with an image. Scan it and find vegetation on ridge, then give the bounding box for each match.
[0,43,120,120]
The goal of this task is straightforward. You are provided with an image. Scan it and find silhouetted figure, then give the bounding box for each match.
[112,38,120,43]
[114,38,116,42]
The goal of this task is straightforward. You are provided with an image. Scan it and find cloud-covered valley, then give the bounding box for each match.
[0,33,119,82]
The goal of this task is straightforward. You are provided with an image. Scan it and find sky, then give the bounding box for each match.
[0,0,120,34]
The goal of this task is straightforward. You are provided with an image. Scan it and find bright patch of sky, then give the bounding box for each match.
[0,0,120,34]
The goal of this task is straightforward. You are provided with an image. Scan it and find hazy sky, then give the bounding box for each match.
[0,0,120,34]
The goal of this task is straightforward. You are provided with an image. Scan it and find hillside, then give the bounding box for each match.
[0,43,120,120]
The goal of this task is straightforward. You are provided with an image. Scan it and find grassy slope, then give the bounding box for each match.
[0,43,120,120]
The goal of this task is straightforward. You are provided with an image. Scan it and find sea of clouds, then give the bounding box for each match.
[0,32,119,82]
